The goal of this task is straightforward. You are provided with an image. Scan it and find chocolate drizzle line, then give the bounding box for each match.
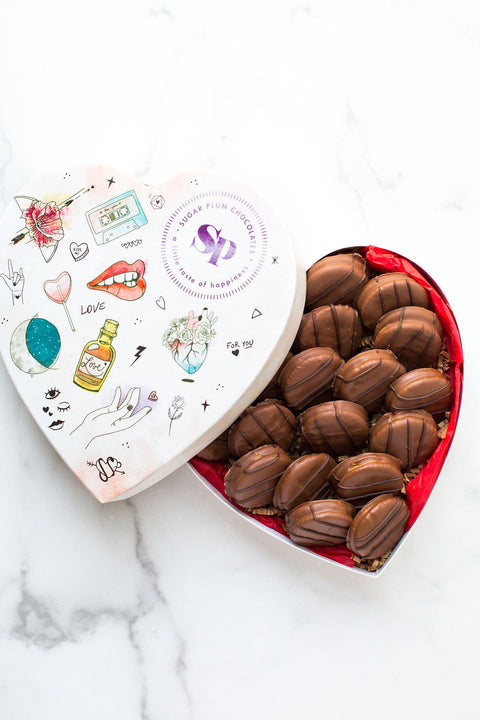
[333,402,358,452]
[412,416,427,468]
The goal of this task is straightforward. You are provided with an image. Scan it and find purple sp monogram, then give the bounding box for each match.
[191,224,236,266]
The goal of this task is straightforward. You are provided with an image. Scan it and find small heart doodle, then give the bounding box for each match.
[70,241,89,262]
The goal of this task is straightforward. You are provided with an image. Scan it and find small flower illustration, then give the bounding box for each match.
[23,200,64,248]
[194,322,213,344]
[168,395,186,435]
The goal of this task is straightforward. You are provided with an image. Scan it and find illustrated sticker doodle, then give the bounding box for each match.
[87,456,125,483]
[73,319,119,392]
[163,308,217,375]
[87,260,146,301]
[11,189,89,263]
[168,395,185,435]
[1,260,24,305]
[71,386,151,448]
[44,272,75,332]
[10,316,61,374]
[70,241,89,262]
[85,190,147,245]
[42,386,71,431]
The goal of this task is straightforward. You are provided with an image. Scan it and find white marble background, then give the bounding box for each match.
[0,1,479,718]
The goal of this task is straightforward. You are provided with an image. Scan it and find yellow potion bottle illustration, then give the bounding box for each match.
[74,319,119,391]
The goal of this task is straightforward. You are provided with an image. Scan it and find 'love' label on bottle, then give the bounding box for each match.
[79,352,110,378]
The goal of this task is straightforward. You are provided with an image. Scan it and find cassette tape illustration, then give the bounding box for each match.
[86,190,148,245]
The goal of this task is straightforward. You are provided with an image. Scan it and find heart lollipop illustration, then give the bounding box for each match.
[43,271,75,332]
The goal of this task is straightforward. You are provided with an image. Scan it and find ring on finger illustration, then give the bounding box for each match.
[70,386,152,449]
[163,308,217,374]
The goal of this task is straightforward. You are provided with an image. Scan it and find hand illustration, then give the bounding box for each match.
[1,259,25,305]
[71,386,151,449]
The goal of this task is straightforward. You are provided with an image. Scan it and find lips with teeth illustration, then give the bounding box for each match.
[87,260,146,301]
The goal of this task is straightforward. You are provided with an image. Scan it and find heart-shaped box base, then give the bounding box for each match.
[0,166,305,501]
[189,246,464,575]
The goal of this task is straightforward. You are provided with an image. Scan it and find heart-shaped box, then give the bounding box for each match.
[189,245,464,575]
[0,166,305,501]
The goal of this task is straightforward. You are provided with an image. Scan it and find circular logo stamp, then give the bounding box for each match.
[161,191,268,300]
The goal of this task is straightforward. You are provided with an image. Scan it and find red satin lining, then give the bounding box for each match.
[190,245,464,568]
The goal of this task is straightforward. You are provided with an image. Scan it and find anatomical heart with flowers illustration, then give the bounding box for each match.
[162,308,217,374]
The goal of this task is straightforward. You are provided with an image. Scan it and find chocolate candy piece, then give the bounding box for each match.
[385,368,453,417]
[369,410,439,469]
[299,400,369,456]
[356,272,430,329]
[285,499,356,547]
[306,253,369,310]
[296,305,363,358]
[227,399,296,458]
[225,444,292,509]
[278,347,344,411]
[346,494,410,559]
[334,349,405,412]
[328,452,404,508]
[256,352,294,402]
[273,453,336,513]
[373,306,443,370]
[196,430,230,462]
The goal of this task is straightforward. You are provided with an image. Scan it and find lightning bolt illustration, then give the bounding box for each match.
[130,345,147,366]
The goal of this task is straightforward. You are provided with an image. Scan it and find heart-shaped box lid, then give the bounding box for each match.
[0,166,305,501]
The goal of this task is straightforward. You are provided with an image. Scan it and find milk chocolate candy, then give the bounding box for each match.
[296,305,363,358]
[306,253,369,310]
[373,306,443,369]
[255,352,294,402]
[278,347,344,411]
[196,430,230,462]
[346,494,410,559]
[369,410,439,469]
[298,400,369,456]
[334,349,405,412]
[385,368,453,417]
[273,453,336,513]
[285,499,356,547]
[227,399,296,458]
[224,445,292,509]
[328,452,404,508]
[356,272,430,329]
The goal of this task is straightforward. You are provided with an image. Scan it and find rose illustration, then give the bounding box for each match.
[163,308,217,375]
[168,395,186,435]
[23,200,64,248]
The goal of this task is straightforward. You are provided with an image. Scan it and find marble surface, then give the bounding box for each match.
[0,1,478,718]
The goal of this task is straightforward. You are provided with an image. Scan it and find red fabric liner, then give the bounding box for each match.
[189,245,464,568]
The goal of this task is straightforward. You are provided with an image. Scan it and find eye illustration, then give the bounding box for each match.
[57,402,71,412]
[49,419,65,431]
[45,387,60,400]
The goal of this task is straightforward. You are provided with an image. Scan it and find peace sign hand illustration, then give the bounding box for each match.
[1,259,24,305]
